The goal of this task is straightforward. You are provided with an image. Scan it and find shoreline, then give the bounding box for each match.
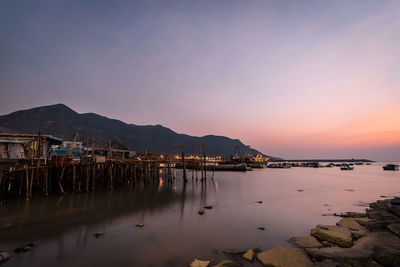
[189,197,400,267]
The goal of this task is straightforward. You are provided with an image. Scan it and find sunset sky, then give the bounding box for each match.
[1,0,399,160]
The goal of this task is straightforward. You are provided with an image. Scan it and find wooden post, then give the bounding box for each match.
[25,166,29,201]
[182,145,187,182]
[59,157,67,194]
[29,168,34,198]
[109,163,113,190]
[45,167,49,196]
[203,144,206,180]
[72,163,76,192]
[86,164,90,192]
[92,163,96,191]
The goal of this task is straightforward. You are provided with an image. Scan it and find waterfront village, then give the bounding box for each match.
[1,132,400,267]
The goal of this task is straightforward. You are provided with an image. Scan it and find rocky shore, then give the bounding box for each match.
[189,197,400,267]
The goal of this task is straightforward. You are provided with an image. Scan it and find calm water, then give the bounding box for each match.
[0,162,399,266]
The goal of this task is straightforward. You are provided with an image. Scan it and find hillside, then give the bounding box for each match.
[0,104,274,158]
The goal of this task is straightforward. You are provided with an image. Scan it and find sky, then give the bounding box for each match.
[0,0,399,161]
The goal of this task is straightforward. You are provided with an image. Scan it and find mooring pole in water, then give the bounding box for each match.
[181,145,187,183]
[199,144,203,180]
[72,163,76,192]
[203,144,206,181]
[25,165,29,201]
[45,166,49,196]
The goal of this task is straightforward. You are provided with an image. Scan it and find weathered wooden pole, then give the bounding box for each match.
[182,145,187,183]
[203,144,207,180]
[72,163,76,192]
[44,166,49,196]
[25,166,29,201]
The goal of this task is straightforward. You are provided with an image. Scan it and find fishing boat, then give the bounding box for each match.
[341,165,354,170]
[383,164,399,171]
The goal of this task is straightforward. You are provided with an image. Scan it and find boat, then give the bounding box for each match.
[383,164,399,171]
[341,165,354,170]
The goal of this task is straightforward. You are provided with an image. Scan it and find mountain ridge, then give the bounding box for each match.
[0,104,276,158]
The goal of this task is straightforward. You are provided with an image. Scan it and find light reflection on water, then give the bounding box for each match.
[0,163,399,266]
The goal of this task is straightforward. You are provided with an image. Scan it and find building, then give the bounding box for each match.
[0,133,63,160]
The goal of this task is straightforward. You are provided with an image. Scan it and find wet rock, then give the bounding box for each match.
[189,259,210,267]
[305,247,374,265]
[373,246,400,266]
[14,243,34,253]
[242,249,254,261]
[345,189,355,192]
[366,219,400,231]
[322,241,336,247]
[391,197,400,205]
[257,227,266,231]
[313,259,343,267]
[222,249,246,255]
[257,246,313,267]
[339,212,366,218]
[336,218,367,239]
[212,260,240,267]
[94,232,104,238]
[297,189,304,192]
[311,225,353,247]
[255,201,263,204]
[204,206,213,210]
[198,210,205,215]
[367,210,399,221]
[289,236,323,248]
[0,251,10,263]
[353,232,400,250]
[388,223,400,236]
[135,224,144,227]
[354,217,371,226]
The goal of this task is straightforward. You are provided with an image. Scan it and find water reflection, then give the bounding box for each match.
[0,164,399,267]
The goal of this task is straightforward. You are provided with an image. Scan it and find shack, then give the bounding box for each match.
[0,133,63,160]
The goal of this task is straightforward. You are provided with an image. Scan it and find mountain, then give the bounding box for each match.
[0,104,275,158]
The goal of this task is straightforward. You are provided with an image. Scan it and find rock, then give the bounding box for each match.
[212,260,240,267]
[336,218,368,239]
[353,232,400,250]
[339,212,366,218]
[313,259,342,267]
[189,259,210,267]
[257,227,266,231]
[198,210,205,215]
[257,246,313,267]
[297,189,304,192]
[0,251,10,263]
[354,217,371,226]
[388,223,400,236]
[336,218,363,231]
[322,241,335,247]
[204,206,213,209]
[242,249,254,261]
[305,247,374,265]
[135,224,144,227]
[255,201,263,204]
[311,225,353,247]
[289,236,323,248]
[373,246,400,266]
[367,210,398,221]
[391,197,400,205]
[367,219,400,231]
[223,249,246,255]
[94,232,104,238]
[14,243,34,253]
